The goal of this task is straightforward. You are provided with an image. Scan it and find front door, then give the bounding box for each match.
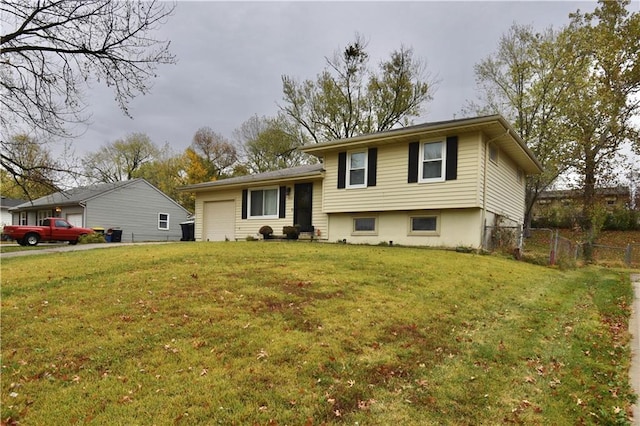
[294,183,313,232]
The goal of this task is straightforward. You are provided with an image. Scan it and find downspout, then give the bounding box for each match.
[481,135,489,249]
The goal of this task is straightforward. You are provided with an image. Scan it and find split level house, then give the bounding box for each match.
[9,179,191,242]
[182,115,543,249]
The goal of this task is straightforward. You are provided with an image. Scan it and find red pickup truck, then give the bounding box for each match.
[2,218,95,246]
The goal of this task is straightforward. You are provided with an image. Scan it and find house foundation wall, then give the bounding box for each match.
[327,208,484,248]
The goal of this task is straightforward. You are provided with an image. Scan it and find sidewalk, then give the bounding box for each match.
[631,273,640,425]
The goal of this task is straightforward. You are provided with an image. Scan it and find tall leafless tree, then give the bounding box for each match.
[0,0,176,196]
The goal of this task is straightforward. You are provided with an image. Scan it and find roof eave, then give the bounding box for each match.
[300,115,543,175]
[181,170,325,192]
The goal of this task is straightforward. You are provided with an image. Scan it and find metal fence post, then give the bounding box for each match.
[625,244,632,266]
[549,229,557,265]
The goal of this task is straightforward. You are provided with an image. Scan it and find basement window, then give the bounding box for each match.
[408,214,440,236]
[352,217,377,235]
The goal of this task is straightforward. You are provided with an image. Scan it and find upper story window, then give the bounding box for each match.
[408,137,457,184]
[158,213,170,230]
[337,148,377,189]
[420,141,446,183]
[348,151,367,188]
[249,188,279,218]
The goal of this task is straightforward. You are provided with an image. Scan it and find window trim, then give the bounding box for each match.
[347,150,368,188]
[247,187,280,219]
[19,211,27,226]
[419,140,446,183]
[158,212,170,230]
[352,216,378,236]
[408,212,440,236]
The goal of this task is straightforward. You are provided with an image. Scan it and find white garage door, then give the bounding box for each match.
[203,201,235,241]
[66,213,83,227]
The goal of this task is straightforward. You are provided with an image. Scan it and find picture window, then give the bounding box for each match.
[249,188,279,218]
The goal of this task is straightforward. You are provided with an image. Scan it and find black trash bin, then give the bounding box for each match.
[111,229,122,243]
[180,221,195,241]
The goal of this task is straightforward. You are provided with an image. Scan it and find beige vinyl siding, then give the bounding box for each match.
[322,132,483,213]
[194,180,328,241]
[484,141,526,223]
[310,180,328,239]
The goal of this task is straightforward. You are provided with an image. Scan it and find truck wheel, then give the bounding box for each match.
[25,233,40,246]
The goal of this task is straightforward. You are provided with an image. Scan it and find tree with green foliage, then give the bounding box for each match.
[281,34,437,143]
[235,115,311,174]
[83,133,160,183]
[465,24,576,230]
[560,0,640,245]
[133,144,193,211]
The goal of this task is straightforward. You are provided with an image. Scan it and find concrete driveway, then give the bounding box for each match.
[0,241,172,259]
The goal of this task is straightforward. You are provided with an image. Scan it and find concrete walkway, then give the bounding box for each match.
[632,273,640,425]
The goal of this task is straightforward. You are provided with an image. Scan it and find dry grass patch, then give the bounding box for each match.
[1,242,635,425]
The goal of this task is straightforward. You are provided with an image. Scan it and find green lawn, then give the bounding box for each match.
[0,242,636,425]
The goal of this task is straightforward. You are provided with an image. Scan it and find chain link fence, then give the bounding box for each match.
[522,228,639,267]
[483,225,522,254]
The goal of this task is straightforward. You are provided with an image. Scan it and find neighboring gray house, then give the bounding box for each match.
[1,196,27,229]
[9,179,191,242]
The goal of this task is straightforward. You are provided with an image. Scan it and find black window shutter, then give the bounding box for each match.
[367,147,377,187]
[445,136,458,181]
[408,142,419,183]
[241,189,248,219]
[279,186,286,218]
[337,152,347,189]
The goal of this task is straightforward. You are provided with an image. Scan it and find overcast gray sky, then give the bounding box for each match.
[71,1,607,157]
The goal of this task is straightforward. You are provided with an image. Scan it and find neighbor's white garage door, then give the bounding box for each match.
[66,213,83,227]
[203,200,235,241]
